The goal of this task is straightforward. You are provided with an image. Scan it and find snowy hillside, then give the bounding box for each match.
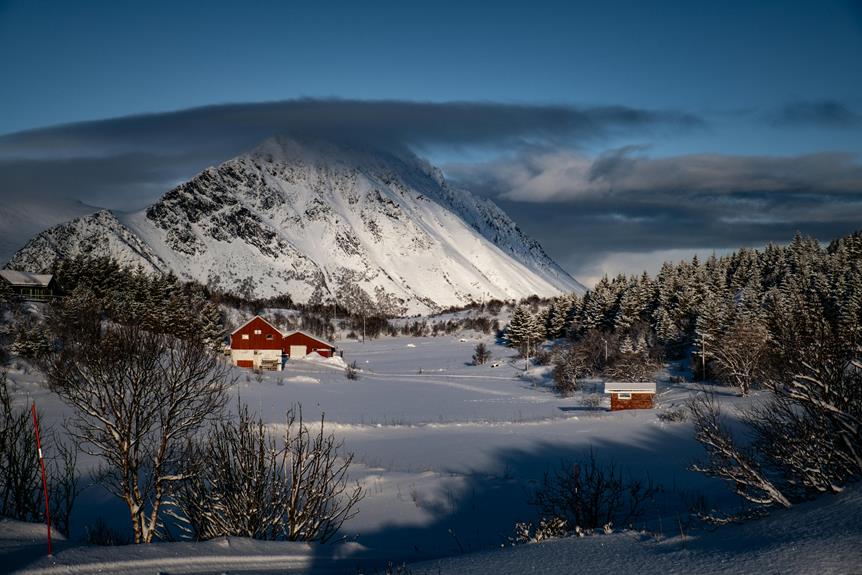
[6,137,583,312]
[3,334,860,574]
[0,198,96,265]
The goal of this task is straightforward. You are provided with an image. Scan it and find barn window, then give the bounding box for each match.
[254,329,262,335]
[266,334,274,340]
[242,334,249,340]
[618,392,631,400]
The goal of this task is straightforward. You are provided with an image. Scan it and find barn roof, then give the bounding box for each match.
[603,382,657,394]
[282,330,335,348]
[230,315,282,336]
[0,270,54,287]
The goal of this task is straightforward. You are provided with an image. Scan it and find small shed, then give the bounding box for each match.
[604,382,656,411]
[282,330,335,359]
[230,316,284,371]
[0,270,56,301]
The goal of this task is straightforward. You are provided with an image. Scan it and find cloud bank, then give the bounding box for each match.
[0,98,701,209]
[449,146,862,283]
[0,98,859,284]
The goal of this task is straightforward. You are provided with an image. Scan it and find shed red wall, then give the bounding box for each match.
[231,317,283,350]
[610,393,654,411]
[282,332,334,357]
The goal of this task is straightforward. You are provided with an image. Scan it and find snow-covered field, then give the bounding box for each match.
[3,334,860,573]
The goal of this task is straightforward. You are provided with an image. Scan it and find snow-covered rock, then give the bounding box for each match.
[6,137,584,312]
[0,198,96,264]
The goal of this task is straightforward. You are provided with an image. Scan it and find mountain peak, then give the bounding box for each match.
[8,138,584,312]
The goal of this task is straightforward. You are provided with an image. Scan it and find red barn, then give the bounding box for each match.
[604,382,657,411]
[282,330,336,359]
[230,316,284,370]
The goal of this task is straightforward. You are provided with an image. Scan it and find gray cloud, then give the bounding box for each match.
[0,98,702,208]
[446,147,862,201]
[0,99,701,159]
[447,147,862,282]
[767,100,861,128]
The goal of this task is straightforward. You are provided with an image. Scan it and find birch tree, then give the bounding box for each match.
[44,322,230,543]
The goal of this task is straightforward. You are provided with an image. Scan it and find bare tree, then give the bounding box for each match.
[44,324,230,543]
[552,345,590,396]
[762,354,862,482]
[603,352,659,382]
[688,391,791,508]
[712,318,771,395]
[172,403,363,542]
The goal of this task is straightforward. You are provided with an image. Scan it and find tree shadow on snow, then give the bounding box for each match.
[330,422,742,573]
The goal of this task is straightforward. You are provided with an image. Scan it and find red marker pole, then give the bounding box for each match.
[31,403,52,556]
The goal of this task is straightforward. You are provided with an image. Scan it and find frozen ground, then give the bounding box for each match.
[3,333,859,574]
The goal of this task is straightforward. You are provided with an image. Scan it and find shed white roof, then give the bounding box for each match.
[604,381,657,394]
[0,270,53,287]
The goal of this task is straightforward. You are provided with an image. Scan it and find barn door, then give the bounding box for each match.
[289,345,307,359]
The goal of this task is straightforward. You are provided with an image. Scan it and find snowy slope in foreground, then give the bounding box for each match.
[5,486,861,574]
[413,485,862,575]
[7,137,584,313]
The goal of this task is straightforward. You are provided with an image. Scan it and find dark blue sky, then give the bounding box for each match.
[1,0,861,283]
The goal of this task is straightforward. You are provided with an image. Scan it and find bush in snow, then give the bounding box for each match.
[0,372,79,537]
[580,393,603,411]
[346,360,361,380]
[657,407,687,423]
[689,317,862,512]
[84,518,129,546]
[530,449,660,533]
[171,403,363,542]
[552,345,590,396]
[472,342,491,365]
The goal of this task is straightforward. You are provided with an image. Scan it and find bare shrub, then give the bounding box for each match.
[345,360,360,380]
[84,518,129,546]
[171,403,362,542]
[604,352,659,382]
[580,393,603,411]
[688,391,791,508]
[533,347,553,366]
[530,449,660,532]
[657,407,687,423]
[0,372,79,536]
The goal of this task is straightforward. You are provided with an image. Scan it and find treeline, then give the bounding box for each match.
[6,256,225,360]
[505,231,862,394]
[505,229,862,516]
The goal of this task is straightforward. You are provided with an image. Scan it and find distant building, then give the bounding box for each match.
[0,270,56,301]
[603,382,656,411]
[282,330,335,359]
[230,316,285,371]
[229,316,337,370]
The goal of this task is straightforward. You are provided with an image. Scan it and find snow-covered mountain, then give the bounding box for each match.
[0,198,97,265]
[6,137,584,312]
